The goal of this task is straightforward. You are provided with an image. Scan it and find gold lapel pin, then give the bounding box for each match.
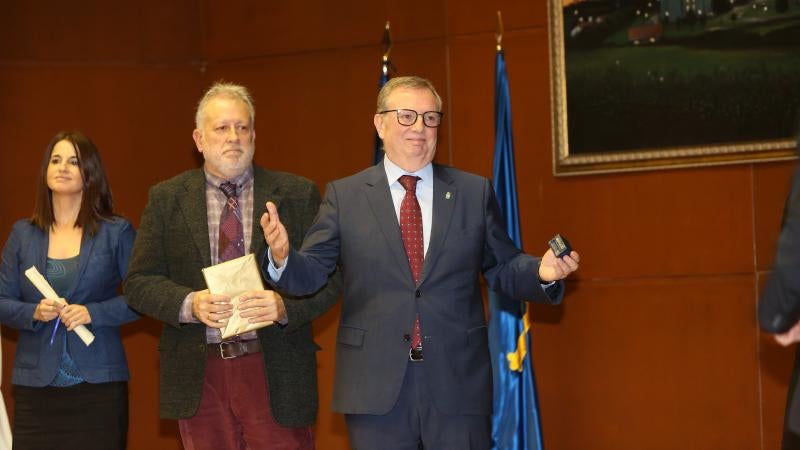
[445,192,452,200]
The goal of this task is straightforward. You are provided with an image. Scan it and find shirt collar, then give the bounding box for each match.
[383,156,433,187]
[204,166,254,191]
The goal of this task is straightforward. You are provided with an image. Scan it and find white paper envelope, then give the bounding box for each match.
[201,253,273,339]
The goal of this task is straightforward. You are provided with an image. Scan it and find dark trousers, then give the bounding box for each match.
[784,347,800,450]
[345,362,491,450]
[178,351,313,450]
[13,381,128,450]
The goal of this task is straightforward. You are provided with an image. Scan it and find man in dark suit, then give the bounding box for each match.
[124,82,340,450]
[760,155,800,449]
[260,76,580,449]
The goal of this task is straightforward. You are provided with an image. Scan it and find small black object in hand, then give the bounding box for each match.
[548,234,572,258]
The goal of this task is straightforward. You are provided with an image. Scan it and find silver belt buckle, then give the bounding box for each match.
[219,341,239,359]
[409,346,423,362]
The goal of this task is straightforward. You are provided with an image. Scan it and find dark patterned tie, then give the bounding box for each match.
[219,182,244,262]
[398,175,423,351]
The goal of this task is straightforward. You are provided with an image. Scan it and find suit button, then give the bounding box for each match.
[403,334,411,342]
[415,290,421,298]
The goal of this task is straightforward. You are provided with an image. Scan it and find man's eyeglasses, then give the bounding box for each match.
[378,109,444,128]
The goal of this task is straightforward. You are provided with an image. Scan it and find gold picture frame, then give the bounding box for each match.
[547,0,799,176]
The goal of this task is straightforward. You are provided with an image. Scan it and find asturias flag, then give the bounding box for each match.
[488,47,545,450]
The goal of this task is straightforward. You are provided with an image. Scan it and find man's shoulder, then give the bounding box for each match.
[148,169,204,195]
[253,165,314,190]
[330,164,383,188]
[324,163,487,190]
[433,163,487,186]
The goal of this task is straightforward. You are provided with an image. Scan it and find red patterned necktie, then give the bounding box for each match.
[398,175,423,351]
[219,182,244,262]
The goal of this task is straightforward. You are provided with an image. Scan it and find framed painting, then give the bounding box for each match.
[548,0,800,176]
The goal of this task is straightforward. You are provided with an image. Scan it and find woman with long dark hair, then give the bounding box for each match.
[0,131,138,449]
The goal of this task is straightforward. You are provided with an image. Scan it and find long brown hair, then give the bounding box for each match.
[31,131,115,235]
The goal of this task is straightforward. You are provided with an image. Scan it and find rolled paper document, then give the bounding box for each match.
[24,266,95,346]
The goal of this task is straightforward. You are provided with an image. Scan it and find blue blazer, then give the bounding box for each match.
[0,217,139,387]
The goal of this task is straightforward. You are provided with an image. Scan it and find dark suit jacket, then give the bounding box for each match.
[760,164,800,439]
[0,217,139,387]
[124,166,341,426]
[268,162,563,416]
[761,166,800,335]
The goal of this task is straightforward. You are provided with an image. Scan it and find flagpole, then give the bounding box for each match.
[374,21,393,165]
[382,21,392,63]
[496,10,504,52]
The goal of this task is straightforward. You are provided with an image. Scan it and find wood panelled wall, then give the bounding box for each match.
[0,1,796,449]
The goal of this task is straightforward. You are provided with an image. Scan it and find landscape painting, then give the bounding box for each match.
[549,0,800,175]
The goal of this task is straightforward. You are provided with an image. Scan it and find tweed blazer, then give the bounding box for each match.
[124,166,341,425]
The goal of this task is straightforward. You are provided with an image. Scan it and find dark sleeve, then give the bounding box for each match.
[0,224,39,330]
[124,186,193,328]
[760,168,800,333]
[85,220,141,328]
[264,182,343,297]
[480,178,564,304]
[277,181,342,334]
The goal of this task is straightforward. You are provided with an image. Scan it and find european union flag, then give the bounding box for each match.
[488,48,544,450]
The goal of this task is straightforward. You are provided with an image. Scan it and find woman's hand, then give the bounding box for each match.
[60,304,92,331]
[33,298,64,322]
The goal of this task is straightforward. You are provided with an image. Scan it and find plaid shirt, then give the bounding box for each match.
[179,166,257,343]
[204,168,254,266]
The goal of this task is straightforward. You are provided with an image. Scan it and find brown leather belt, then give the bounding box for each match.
[208,339,261,360]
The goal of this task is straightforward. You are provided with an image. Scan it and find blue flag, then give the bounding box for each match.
[374,60,390,165]
[488,49,544,450]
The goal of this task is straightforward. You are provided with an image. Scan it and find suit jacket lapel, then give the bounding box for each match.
[66,231,97,300]
[178,170,212,268]
[251,166,282,257]
[32,228,49,284]
[364,162,416,285]
[419,164,456,285]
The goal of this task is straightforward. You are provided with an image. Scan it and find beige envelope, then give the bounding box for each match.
[201,253,273,339]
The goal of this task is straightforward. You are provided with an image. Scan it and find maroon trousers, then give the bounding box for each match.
[178,351,314,450]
